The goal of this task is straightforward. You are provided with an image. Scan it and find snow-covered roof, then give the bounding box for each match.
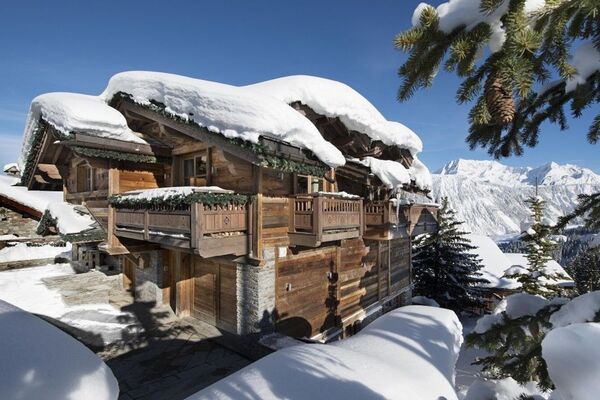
[467,234,517,290]
[3,163,18,173]
[100,71,345,168]
[349,156,432,192]
[188,306,462,400]
[0,299,118,400]
[245,75,423,155]
[504,253,574,288]
[0,174,63,213]
[18,92,147,171]
[41,202,101,236]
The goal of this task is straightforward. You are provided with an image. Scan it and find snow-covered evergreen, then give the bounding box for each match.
[412,197,488,312]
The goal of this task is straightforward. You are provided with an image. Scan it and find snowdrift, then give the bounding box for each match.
[0,299,118,400]
[187,306,462,400]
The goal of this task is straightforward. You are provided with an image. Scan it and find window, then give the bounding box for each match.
[182,151,208,186]
[76,164,93,192]
[296,175,324,194]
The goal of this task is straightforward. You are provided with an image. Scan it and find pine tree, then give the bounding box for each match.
[395,0,600,158]
[394,0,600,228]
[505,196,566,297]
[569,245,600,294]
[412,197,489,312]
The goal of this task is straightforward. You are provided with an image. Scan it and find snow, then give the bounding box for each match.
[412,295,440,307]
[0,299,119,400]
[316,191,360,199]
[115,185,232,202]
[188,306,462,400]
[0,174,63,213]
[466,234,517,289]
[549,290,600,328]
[245,75,423,155]
[44,202,98,235]
[542,322,600,400]
[473,293,567,334]
[18,92,146,171]
[565,42,600,92]
[464,378,547,400]
[351,156,431,192]
[0,263,136,345]
[0,242,71,263]
[3,162,18,172]
[101,71,345,168]
[433,159,600,236]
[504,253,574,288]
[412,0,546,53]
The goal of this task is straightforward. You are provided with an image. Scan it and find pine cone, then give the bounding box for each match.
[484,75,515,125]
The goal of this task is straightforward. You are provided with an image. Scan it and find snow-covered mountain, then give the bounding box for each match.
[432,159,600,237]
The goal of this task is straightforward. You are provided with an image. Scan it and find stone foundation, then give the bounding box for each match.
[235,248,277,335]
[133,250,164,304]
[0,206,40,237]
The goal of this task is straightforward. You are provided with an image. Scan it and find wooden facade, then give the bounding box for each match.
[26,90,439,340]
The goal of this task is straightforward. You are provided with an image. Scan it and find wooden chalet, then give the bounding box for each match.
[20,72,438,340]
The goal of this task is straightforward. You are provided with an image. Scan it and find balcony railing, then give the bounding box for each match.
[364,200,438,237]
[114,201,249,258]
[289,193,363,247]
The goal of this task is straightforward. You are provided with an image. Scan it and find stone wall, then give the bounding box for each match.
[134,250,164,304]
[235,248,277,335]
[0,206,40,237]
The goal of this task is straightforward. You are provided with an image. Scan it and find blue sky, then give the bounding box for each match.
[0,0,597,173]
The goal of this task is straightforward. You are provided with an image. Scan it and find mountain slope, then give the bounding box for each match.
[432,159,600,237]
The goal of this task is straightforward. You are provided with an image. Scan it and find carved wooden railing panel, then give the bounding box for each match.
[289,193,363,246]
[114,199,249,257]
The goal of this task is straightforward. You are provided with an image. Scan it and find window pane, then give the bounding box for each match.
[183,159,194,184]
[195,154,207,176]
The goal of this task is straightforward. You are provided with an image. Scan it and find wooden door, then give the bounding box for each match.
[123,257,136,292]
[192,261,218,325]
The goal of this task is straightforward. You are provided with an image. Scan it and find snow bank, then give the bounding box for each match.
[44,202,98,235]
[412,0,546,53]
[0,299,118,400]
[246,75,423,155]
[466,234,517,289]
[0,242,71,263]
[565,42,600,92]
[101,71,345,168]
[188,306,462,400]
[550,290,600,328]
[464,377,546,400]
[18,92,146,171]
[542,323,600,400]
[0,175,63,213]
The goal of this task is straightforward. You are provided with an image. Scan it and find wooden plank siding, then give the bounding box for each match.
[275,237,413,338]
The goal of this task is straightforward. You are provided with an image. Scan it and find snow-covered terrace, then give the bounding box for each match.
[0,174,63,216]
[19,71,432,194]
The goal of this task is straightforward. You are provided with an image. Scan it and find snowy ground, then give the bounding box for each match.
[455,316,486,398]
[0,263,137,345]
[0,243,71,263]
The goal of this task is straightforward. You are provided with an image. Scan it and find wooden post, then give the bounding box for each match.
[313,194,323,242]
[247,199,254,258]
[288,196,296,233]
[255,194,263,260]
[143,210,150,241]
[358,198,364,237]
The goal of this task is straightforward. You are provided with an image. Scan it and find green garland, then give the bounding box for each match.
[70,146,160,164]
[63,229,106,243]
[36,209,57,236]
[20,121,47,186]
[109,191,252,209]
[27,241,67,247]
[111,92,330,177]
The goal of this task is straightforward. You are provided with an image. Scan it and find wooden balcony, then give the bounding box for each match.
[364,201,438,239]
[289,193,363,247]
[114,202,249,258]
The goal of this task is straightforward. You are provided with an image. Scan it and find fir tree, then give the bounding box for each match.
[568,245,600,294]
[412,197,489,312]
[505,196,566,297]
[395,0,600,227]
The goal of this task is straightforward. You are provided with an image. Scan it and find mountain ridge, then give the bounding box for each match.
[431,159,600,237]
